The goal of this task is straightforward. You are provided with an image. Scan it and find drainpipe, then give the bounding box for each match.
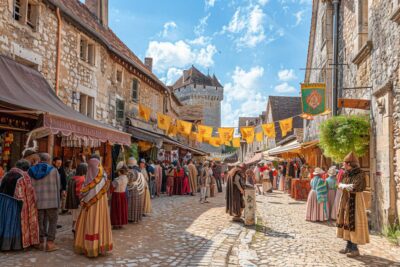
[55,7,62,97]
[332,0,340,116]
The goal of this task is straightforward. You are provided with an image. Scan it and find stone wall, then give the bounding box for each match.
[303,0,333,143]
[0,0,166,131]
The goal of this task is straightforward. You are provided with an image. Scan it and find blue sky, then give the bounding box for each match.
[108,0,312,127]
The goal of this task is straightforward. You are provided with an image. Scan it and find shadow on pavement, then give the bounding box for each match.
[353,255,400,267]
[261,226,295,239]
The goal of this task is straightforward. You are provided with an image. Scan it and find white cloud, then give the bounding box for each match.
[278,69,297,81]
[146,41,217,72]
[188,36,211,46]
[224,66,264,101]
[294,10,305,26]
[222,66,267,126]
[258,0,269,6]
[164,67,183,85]
[222,5,266,48]
[205,0,216,8]
[274,82,296,93]
[161,21,177,38]
[194,14,210,36]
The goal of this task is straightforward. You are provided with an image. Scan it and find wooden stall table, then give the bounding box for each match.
[291,179,311,200]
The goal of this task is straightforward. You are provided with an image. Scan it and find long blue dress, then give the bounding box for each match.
[0,193,23,251]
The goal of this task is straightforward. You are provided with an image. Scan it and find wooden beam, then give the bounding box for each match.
[338,98,370,110]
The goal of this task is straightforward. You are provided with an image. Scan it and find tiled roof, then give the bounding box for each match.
[48,0,168,93]
[172,66,223,89]
[267,96,303,143]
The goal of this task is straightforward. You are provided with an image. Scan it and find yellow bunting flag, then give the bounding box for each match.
[209,137,222,147]
[218,127,234,143]
[240,127,255,144]
[279,117,293,137]
[177,120,192,136]
[232,137,241,148]
[197,124,213,139]
[256,132,263,142]
[167,124,177,137]
[138,141,152,151]
[224,141,232,146]
[202,136,210,143]
[157,113,172,131]
[196,133,203,143]
[262,123,276,138]
[138,104,151,122]
[189,132,198,141]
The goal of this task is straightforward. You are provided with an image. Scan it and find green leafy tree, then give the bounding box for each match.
[319,115,370,162]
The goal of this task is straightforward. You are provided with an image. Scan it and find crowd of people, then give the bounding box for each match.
[0,151,226,257]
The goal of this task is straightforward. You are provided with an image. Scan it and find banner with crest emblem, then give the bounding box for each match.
[301,83,326,116]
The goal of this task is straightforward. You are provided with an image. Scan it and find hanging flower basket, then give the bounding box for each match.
[318,115,370,162]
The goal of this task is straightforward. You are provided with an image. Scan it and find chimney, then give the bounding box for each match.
[85,0,108,27]
[144,57,153,72]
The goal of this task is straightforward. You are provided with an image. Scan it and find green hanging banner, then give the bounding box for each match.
[301,83,326,116]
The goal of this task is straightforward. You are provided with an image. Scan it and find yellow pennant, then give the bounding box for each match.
[224,140,232,146]
[232,137,241,148]
[240,127,255,144]
[138,104,151,122]
[218,127,234,142]
[262,123,276,138]
[189,132,198,141]
[279,117,293,137]
[196,133,203,143]
[209,137,222,147]
[202,136,211,143]
[157,113,172,131]
[197,124,213,138]
[177,120,192,136]
[167,124,178,137]
[138,141,152,151]
[256,132,263,142]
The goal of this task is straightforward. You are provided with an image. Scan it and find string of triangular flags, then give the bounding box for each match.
[137,83,330,148]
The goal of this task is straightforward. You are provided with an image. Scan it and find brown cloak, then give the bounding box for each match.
[188,163,198,193]
[226,167,245,217]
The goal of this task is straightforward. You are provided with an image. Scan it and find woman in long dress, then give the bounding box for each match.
[332,168,345,220]
[166,164,175,196]
[126,158,144,223]
[140,159,152,215]
[74,156,112,258]
[337,152,369,257]
[326,166,338,220]
[110,162,128,229]
[305,168,328,222]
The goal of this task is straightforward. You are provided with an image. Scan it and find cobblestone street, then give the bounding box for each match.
[1,190,400,267]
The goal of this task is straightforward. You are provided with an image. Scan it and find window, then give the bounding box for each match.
[79,36,96,65]
[13,0,39,31]
[116,70,122,83]
[131,79,139,102]
[116,99,125,121]
[356,0,368,50]
[79,93,95,118]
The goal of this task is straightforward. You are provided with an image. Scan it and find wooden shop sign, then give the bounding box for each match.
[338,98,370,110]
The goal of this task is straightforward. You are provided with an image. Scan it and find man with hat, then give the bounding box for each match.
[126,157,145,223]
[226,163,246,222]
[337,151,369,257]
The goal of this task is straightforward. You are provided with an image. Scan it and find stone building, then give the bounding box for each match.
[305,0,400,231]
[172,65,224,152]
[0,0,179,132]
[237,116,265,163]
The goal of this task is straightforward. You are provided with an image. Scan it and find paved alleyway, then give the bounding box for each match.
[1,190,400,266]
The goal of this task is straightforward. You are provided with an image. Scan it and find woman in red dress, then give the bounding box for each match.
[174,161,184,195]
[110,162,128,229]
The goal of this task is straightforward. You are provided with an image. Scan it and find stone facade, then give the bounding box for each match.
[0,0,174,134]
[306,0,400,231]
[303,0,334,143]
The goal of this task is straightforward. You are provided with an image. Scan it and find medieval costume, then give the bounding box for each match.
[182,163,191,195]
[154,163,163,197]
[337,152,369,257]
[0,171,23,251]
[127,158,145,223]
[332,168,345,220]
[188,161,198,195]
[305,168,328,222]
[173,162,183,195]
[140,161,152,215]
[200,162,212,203]
[9,166,39,249]
[66,163,87,231]
[110,162,128,228]
[326,166,338,220]
[226,165,245,222]
[74,158,113,258]
[166,165,175,196]
[261,165,272,194]
[212,163,223,193]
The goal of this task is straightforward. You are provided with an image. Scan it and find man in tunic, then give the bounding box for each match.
[127,158,145,223]
[226,163,246,222]
[337,152,369,257]
[187,159,198,196]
